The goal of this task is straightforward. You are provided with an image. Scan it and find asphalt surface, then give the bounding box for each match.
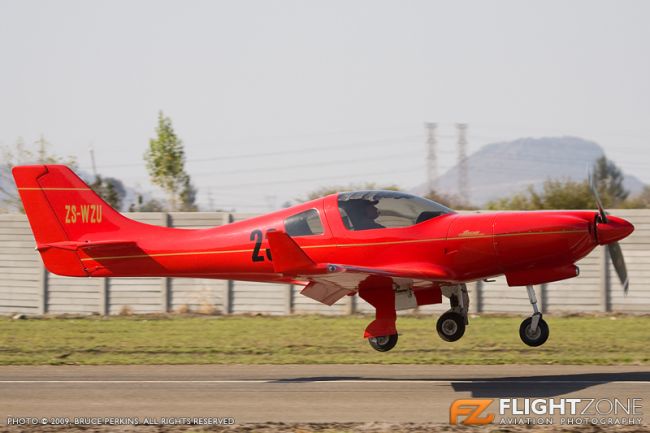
[0,365,649,424]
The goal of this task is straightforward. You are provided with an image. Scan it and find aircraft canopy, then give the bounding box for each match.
[337,190,454,231]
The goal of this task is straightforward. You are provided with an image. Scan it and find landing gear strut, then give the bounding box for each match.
[436,284,469,342]
[519,285,549,347]
[359,285,399,352]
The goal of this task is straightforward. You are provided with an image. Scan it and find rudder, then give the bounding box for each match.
[12,164,137,276]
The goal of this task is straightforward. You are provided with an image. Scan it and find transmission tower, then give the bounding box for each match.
[456,123,469,202]
[425,122,438,194]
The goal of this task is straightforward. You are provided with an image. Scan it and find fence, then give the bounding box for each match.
[1,210,649,316]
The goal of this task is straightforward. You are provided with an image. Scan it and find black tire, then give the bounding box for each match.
[436,311,466,342]
[519,316,549,347]
[368,334,399,352]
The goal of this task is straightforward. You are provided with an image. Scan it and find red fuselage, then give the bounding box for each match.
[74,194,632,288]
[13,164,633,289]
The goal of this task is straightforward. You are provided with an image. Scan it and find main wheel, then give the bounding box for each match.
[519,316,549,347]
[368,334,398,352]
[436,311,466,342]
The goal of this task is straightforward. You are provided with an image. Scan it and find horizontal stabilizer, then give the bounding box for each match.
[37,240,137,252]
[267,231,316,274]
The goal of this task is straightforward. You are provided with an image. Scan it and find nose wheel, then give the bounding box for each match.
[520,285,550,347]
[519,315,549,346]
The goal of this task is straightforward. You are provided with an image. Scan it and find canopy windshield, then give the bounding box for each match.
[337,190,454,231]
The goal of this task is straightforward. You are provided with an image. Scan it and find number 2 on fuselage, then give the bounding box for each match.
[250,229,273,262]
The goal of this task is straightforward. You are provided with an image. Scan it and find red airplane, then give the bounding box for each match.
[13,165,634,350]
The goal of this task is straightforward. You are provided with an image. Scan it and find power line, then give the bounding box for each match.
[85,135,425,170]
[118,152,650,188]
[200,164,426,190]
[197,155,650,192]
[191,150,423,177]
[84,132,647,172]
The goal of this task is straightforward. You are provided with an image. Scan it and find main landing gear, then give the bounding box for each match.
[368,334,399,352]
[361,282,549,350]
[358,285,399,352]
[436,284,469,342]
[519,285,549,347]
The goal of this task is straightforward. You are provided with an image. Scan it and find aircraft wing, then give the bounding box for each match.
[267,231,454,306]
[297,263,453,306]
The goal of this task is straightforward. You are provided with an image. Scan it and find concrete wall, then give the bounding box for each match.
[0,210,648,316]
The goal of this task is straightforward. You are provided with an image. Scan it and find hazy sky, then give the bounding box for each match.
[1,0,649,211]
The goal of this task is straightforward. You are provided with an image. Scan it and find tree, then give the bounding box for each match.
[487,179,594,210]
[425,189,477,210]
[144,112,198,211]
[128,194,165,212]
[89,175,126,211]
[621,186,650,209]
[592,155,629,207]
[178,174,198,211]
[541,179,596,209]
[486,156,629,211]
[0,136,77,213]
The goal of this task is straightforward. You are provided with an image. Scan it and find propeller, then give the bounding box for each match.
[589,173,608,224]
[589,172,629,294]
[608,242,629,294]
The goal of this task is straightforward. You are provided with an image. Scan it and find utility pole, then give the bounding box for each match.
[425,122,438,194]
[206,188,215,212]
[89,145,98,179]
[264,195,277,212]
[456,123,469,203]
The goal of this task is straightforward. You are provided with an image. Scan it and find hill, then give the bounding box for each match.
[412,136,644,206]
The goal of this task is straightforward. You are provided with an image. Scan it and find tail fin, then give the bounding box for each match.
[12,165,141,276]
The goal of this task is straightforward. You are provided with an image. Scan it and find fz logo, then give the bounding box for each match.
[449,399,495,425]
[64,204,103,224]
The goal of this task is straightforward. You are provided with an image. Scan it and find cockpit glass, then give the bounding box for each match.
[284,209,324,237]
[337,191,454,231]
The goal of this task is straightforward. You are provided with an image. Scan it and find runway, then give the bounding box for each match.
[1,365,649,424]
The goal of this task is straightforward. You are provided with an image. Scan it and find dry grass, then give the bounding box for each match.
[0,314,648,365]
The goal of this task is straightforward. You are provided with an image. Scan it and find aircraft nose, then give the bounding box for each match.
[597,215,635,245]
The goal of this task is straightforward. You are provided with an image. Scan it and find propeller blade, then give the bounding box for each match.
[608,241,629,294]
[588,171,608,223]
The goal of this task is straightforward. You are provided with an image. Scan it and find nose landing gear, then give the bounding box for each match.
[436,284,469,342]
[520,285,549,347]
